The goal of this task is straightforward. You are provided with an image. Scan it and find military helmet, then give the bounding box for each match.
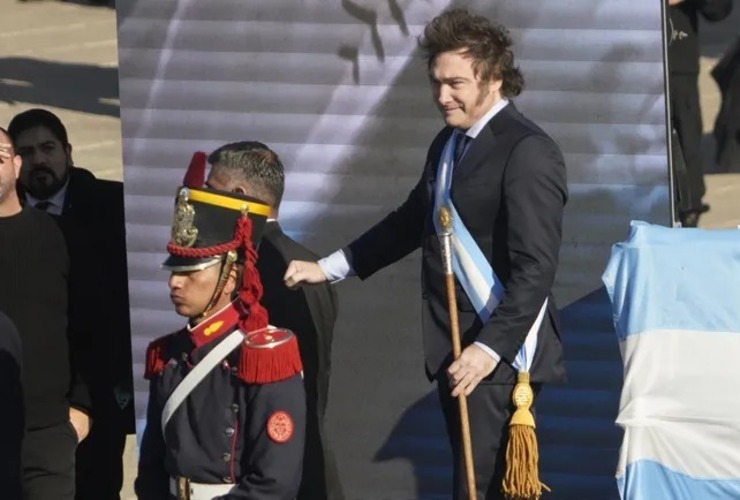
[161,152,271,272]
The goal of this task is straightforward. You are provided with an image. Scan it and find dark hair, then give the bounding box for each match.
[418,8,524,97]
[208,141,285,209]
[7,108,70,146]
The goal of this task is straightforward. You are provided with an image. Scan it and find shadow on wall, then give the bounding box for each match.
[0,58,119,118]
[374,390,451,499]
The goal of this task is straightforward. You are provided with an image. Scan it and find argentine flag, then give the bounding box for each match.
[602,221,740,500]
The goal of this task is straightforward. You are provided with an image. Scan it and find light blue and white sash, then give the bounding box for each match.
[433,130,547,372]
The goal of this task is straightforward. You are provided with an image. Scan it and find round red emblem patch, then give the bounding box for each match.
[266,411,294,443]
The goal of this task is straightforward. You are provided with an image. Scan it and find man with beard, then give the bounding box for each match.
[0,129,92,500]
[8,109,134,500]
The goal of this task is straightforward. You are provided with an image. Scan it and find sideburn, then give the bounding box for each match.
[475,81,491,107]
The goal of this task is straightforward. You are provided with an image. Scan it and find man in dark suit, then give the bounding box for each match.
[8,108,134,500]
[284,8,567,499]
[204,141,344,500]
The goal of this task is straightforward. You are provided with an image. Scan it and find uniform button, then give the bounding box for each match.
[230,404,239,414]
[222,476,231,484]
[224,427,235,437]
[222,452,232,462]
[181,353,188,361]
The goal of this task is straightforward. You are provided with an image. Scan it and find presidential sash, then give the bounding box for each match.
[432,130,547,372]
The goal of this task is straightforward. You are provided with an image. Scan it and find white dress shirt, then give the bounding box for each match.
[25,178,70,216]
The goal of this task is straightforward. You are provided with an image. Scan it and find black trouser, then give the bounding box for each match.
[670,72,705,212]
[74,405,127,500]
[22,422,77,500]
[437,377,541,500]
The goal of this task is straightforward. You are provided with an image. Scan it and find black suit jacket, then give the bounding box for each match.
[346,103,567,385]
[257,221,337,415]
[256,221,344,500]
[59,167,134,429]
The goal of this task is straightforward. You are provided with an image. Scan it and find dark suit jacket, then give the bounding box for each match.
[58,167,134,430]
[346,103,567,385]
[256,221,344,500]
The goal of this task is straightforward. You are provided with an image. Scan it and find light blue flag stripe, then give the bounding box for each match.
[618,460,740,500]
[602,221,740,339]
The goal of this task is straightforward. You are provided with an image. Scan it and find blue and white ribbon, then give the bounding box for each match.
[433,130,547,372]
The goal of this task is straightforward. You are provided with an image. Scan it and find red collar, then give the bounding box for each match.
[188,302,243,348]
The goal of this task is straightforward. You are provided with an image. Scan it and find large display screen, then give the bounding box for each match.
[117,1,669,497]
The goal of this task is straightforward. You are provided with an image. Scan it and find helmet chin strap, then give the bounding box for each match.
[196,250,238,320]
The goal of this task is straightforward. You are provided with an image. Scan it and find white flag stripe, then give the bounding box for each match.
[617,329,740,480]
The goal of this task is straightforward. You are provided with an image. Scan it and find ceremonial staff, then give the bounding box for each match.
[438,205,477,500]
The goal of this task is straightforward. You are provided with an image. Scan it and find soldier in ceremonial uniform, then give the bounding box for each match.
[135,153,306,500]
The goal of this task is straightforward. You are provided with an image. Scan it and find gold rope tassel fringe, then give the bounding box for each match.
[502,372,551,500]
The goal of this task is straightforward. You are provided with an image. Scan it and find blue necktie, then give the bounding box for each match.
[454,132,470,166]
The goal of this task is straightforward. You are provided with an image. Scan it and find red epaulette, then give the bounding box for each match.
[144,332,177,380]
[238,327,303,384]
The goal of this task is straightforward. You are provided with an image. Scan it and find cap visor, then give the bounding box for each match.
[161,254,222,272]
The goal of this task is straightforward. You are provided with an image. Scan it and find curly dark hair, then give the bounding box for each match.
[418,8,524,97]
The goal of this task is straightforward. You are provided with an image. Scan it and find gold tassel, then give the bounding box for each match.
[502,372,551,500]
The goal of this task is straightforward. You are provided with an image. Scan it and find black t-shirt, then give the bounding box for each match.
[0,207,79,429]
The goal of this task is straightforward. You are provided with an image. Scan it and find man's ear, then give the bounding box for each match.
[66,143,74,166]
[489,77,503,94]
[223,265,240,296]
[12,154,21,180]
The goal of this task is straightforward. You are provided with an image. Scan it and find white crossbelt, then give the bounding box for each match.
[161,329,245,435]
[169,477,234,499]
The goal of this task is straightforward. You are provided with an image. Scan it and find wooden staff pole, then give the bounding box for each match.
[438,206,477,500]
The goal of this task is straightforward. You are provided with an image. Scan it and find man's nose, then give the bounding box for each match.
[437,85,451,105]
[30,149,46,166]
[169,273,183,289]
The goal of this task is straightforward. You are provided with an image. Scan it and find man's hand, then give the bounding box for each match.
[69,407,91,443]
[284,260,327,289]
[668,0,684,5]
[447,344,497,397]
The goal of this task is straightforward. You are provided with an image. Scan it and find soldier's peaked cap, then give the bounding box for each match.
[161,152,271,272]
